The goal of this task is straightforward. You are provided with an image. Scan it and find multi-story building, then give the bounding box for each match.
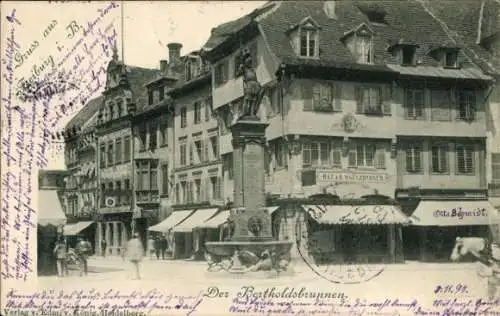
[131,43,182,248]
[422,0,500,244]
[200,0,497,263]
[94,49,160,255]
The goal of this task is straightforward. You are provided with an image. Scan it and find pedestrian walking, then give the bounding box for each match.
[154,236,161,260]
[101,239,107,257]
[125,232,144,280]
[75,236,92,276]
[53,237,68,277]
[160,234,168,260]
[147,236,155,260]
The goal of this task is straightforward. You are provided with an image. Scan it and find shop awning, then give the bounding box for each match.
[303,204,410,225]
[197,206,281,229]
[172,208,219,232]
[38,190,67,227]
[63,221,94,236]
[148,210,194,232]
[410,200,500,226]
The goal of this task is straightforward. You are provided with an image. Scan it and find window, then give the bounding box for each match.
[108,102,115,120]
[431,143,448,173]
[348,143,376,168]
[274,141,287,168]
[159,119,168,146]
[356,36,372,64]
[186,181,193,204]
[136,160,158,191]
[115,181,122,205]
[194,179,202,202]
[180,107,187,128]
[210,135,219,160]
[224,153,233,180]
[405,88,424,119]
[405,143,422,173]
[210,176,221,200]
[185,61,192,81]
[312,83,332,111]
[161,164,169,195]
[456,143,474,174]
[159,86,164,101]
[149,121,157,150]
[491,154,500,196]
[401,46,416,66]
[194,139,203,163]
[123,136,130,162]
[357,87,382,114]
[189,142,195,165]
[431,89,451,121]
[179,141,187,166]
[100,144,106,168]
[302,141,331,167]
[115,139,122,164]
[116,99,123,117]
[205,96,211,121]
[444,51,458,68]
[299,28,318,58]
[214,61,228,86]
[107,141,114,166]
[148,90,153,105]
[139,123,147,151]
[176,182,181,204]
[194,102,201,124]
[457,90,476,121]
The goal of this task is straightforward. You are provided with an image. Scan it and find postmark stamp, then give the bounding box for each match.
[296,204,387,284]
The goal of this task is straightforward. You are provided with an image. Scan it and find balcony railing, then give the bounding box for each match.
[136,190,160,204]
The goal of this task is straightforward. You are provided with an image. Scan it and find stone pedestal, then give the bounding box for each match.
[230,117,272,241]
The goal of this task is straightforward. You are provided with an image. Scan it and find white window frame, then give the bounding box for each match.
[356,35,373,64]
[180,107,187,128]
[299,27,318,58]
[352,143,375,168]
[455,143,474,174]
[302,141,330,167]
[406,143,422,173]
[431,143,449,174]
[362,87,381,113]
[457,90,475,121]
[405,88,424,119]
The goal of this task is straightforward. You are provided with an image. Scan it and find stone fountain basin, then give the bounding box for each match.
[205,240,293,258]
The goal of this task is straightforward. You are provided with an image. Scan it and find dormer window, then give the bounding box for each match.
[288,16,320,59]
[300,28,318,58]
[444,51,458,68]
[356,35,372,64]
[342,23,375,64]
[402,46,416,65]
[185,55,202,81]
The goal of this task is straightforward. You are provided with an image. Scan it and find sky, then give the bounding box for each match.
[1,1,265,170]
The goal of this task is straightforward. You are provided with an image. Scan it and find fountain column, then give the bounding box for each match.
[229,117,272,241]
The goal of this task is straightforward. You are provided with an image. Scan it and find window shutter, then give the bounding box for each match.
[470,92,477,120]
[200,178,206,202]
[375,143,386,169]
[333,83,342,112]
[348,143,357,167]
[332,142,342,167]
[190,142,194,165]
[216,176,222,200]
[313,83,321,110]
[355,85,363,113]
[303,81,313,110]
[382,85,392,115]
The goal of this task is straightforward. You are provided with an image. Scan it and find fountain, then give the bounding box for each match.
[205,48,293,275]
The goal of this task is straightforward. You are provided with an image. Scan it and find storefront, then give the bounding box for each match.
[38,189,67,276]
[63,221,95,249]
[299,203,408,264]
[95,209,132,256]
[408,199,500,262]
[148,209,195,258]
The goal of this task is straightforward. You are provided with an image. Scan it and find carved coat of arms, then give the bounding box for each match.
[342,113,360,133]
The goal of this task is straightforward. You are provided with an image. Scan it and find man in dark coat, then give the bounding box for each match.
[160,234,168,260]
[101,239,107,257]
[154,236,161,260]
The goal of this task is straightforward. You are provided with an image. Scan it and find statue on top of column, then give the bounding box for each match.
[237,48,264,119]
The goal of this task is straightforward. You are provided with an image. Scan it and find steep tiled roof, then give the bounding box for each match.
[422,0,500,74]
[65,95,103,131]
[204,1,482,70]
[65,65,160,131]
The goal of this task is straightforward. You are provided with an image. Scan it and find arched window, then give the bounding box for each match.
[108,101,115,120]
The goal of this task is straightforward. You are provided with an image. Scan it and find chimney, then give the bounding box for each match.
[160,60,168,72]
[323,0,337,19]
[167,42,182,65]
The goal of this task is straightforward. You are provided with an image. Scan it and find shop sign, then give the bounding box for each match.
[316,169,388,184]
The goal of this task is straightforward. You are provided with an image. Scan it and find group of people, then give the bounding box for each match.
[53,236,93,277]
[147,234,169,260]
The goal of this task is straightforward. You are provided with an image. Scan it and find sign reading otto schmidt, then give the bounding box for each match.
[316,169,388,184]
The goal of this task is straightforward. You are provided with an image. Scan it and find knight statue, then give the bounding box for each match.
[237,48,264,119]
